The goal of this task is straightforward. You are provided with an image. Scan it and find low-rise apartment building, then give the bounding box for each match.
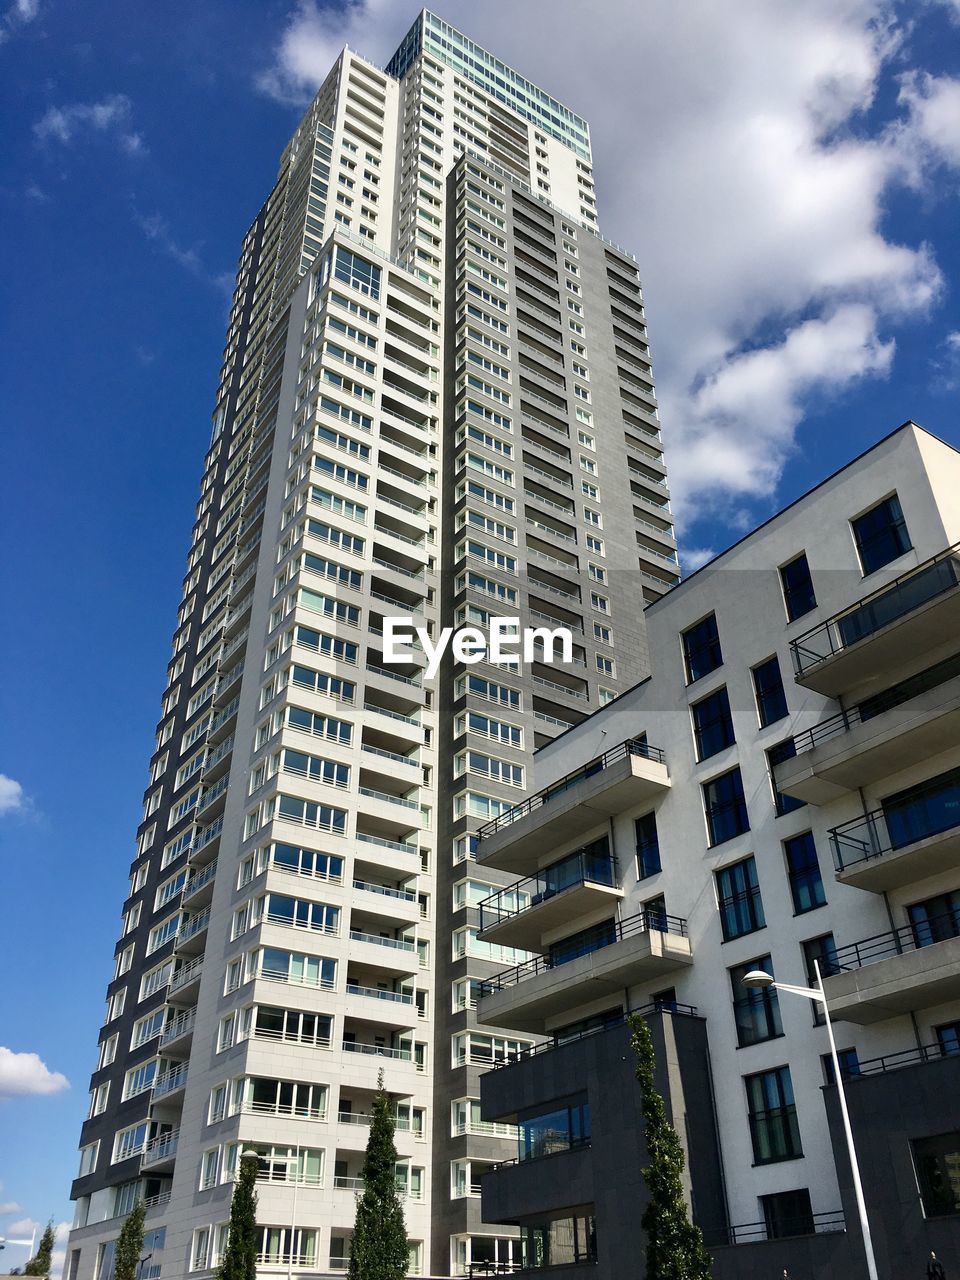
[474,420,960,1279]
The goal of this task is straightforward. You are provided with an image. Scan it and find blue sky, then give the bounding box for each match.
[1,0,959,1264]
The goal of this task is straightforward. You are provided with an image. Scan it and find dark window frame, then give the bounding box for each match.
[851,493,911,576]
[681,612,722,685]
[752,655,788,728]
[691,685,736,762]
[703,766,750,847]
[779,553,817,622]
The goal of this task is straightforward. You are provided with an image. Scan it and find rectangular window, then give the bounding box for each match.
[852,494,911,575]
[760,1189,814,1240]
[912,1131,960,1217]
[730,956,782,1047]
[779,553,816,621]
[716,855,764,941]
[784,832,826,913]
[745,1066,801,1163]
[703,766,749,847]
[821,1047,861,1084]
[802,933,839,1025]
[635,812,661,879]
[682,613,722,684]
[691,686,735,761]
[767,742,806,816]
[752,656,788,727]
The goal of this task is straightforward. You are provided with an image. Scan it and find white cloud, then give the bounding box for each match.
[0,1047,69,1097]
[680,548,717,573]
[33,94,145,156]
[0,0,39,43]
[256,0,410,104]
[898,70,960,168]
[132,208,233,297]
[0,1201,22,1215]
[0,775,24,815]
[257,0,957,529]
[6,1217,39,1239]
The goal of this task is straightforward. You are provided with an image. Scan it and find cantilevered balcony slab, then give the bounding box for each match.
[790,546,960,697]
[480,880,624,951]
[478,846,624,951]
[828,771,960,892]
[823,934,960,1024]
[476,738,670,874]
[776,676,960,805]
[477,918,692,1035]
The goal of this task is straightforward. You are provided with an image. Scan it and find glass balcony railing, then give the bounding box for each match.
[476,738,666,841]
[829,768,960,872]
[478,843,618,932]
[791,544,960,678]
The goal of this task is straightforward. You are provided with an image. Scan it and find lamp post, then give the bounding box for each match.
[741,962,879,1280]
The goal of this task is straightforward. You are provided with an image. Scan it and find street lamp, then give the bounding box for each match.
[741,962,879,1280]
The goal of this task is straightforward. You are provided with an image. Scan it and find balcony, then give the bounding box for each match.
[476,738,670,873]
[175,907,210,953]
[828,767,960,891]
[478,845,622,951]
[152,1062,188,1100]
[168,955,203,1001]
[822,913,960,1023]
[790,543,960,695]
[161,1006,197,1051]
[774,671,960,804]
[477,910,692,1035]
[141,1128,179,1169]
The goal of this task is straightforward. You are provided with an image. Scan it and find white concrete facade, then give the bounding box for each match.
[63,12,673,1280]
[476,421,960,1240]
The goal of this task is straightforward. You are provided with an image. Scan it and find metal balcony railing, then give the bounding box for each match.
[479,847,619,932]
[153,1063,188,1097]
[708,1209,845,1247]
[830,909,960,971]
[477,738,666,841]
[829,772,960,872]
[480,909,688,995]
[791,543,960,677]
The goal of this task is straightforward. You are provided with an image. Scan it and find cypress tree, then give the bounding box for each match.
[348,1070,408,1280]
[218,1150,259,1280]
[628,1014,713,1280]
[24,1222,54,1278]
[114,1200,146,1280]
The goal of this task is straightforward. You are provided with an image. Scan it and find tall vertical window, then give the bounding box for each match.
[802,933,839,1025]
[635,812,661,879]
[716,855,765,941]
[779,553,817,621]
[730,956,782,1046]
[851,494,911,574]
[703,766,749,846]
[936,1021,960,1056]
[681,613,722,684]
[691,687,735,761]
[784,832,825,913]
[767,742,806,816]
[752,656,788,727]
[745,1066,802,1163]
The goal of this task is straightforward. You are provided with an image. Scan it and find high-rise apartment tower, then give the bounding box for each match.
[64,12,676,1279]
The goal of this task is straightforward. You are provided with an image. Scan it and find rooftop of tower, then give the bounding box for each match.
[385,8,592,160]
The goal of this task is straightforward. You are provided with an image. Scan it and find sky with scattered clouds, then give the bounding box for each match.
[1,0,959,1260]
